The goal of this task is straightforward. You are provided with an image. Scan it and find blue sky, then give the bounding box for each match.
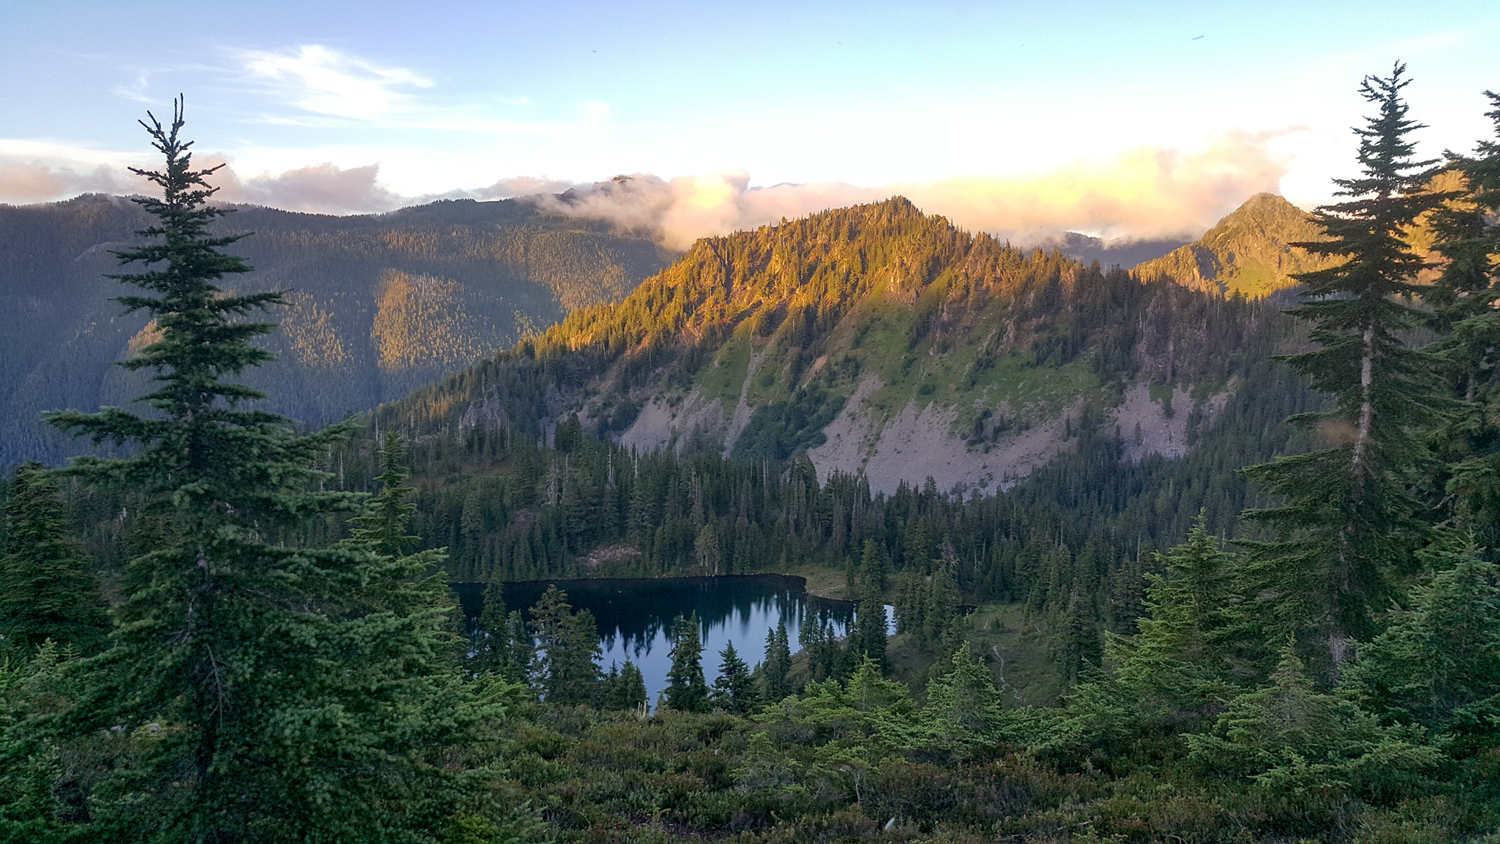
[2,1,1497,243]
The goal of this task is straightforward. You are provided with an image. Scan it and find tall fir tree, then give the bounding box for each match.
[760,621,792,703]
[604,661,648,711]
[0,463,110,655]
[1240,64,1449,665]
[665,614,709,712]
[859,539,889,591]
[847,583,888,673]
[1424,92,1500,539]
[473,578,533,685]
[1108,518,1250,719]
[1340,533,1500,759]
[41,101,481,841]
[528,586,601,706]
[923,645,1005,749]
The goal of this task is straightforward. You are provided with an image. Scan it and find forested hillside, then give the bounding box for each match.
[385,196,1295,497]
[326,196,1321,600]
[0,193,668,467]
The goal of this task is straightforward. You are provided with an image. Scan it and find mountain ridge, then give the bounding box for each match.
[0,193,669,467]
[387,196,1286,493]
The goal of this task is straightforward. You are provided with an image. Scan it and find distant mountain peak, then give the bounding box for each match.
[1134,193,1332,298]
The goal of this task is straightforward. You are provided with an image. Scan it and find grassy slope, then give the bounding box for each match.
[686,257,1114,459]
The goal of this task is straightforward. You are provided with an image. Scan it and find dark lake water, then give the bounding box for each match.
[452,574,894,704]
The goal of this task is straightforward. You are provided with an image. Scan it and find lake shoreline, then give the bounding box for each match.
[449,570,861,619]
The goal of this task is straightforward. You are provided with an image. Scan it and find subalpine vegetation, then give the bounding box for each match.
[2,65,1500,843]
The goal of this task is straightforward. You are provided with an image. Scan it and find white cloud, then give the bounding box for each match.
[0,162,132,205]
[0,129,1290,235]
[202,156,401,214]
[0,139,142,204]
[241,44,434,120]
[474,176,582,200]
[531,131,1291,250]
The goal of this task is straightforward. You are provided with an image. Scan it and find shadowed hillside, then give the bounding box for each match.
[0,194,668,467]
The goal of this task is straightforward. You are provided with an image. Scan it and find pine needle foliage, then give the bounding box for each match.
[1240,64,1450,662]
[1108,517,1248,720]
[922,645,1006,748]
[0,464,109,655]
[710,640,758,714]
[1340,532,1500,759]
[1424,92,1500,538]
[40,101,478,842]
[760,621,793,703]
[665,614,709,713]
[847,584,889,673]
[527,586,601,706]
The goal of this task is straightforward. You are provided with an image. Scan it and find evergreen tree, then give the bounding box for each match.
[847,583,888,673]
[528,586,601,705]
[892,569,927,638]
[694,522,721,574]
[903,520,934,573]
[349,434,421,557]
[923,645,1005,749]
[1425,92,1500,539]
[858,538,889,590]
[0,641,89,843]
[798,616,835,681]
[1241,64,1448,665]
[1109,518,1249,718]
[923,568,960,649]
[473,579,510,673]
[605,661,648,711]
[621,660,648,710]
[40,101,483,840]
[1185,642,1440,830]
[760,621,792,702]
[710,640,758,714]
[665,614,709,712]
[0,463,109,654]
[474,577,533,685]
[309,431,493,841]
[1049,588,1103,688]
[1340,533,1500,758]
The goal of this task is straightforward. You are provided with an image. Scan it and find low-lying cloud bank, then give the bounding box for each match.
[0,161,134,204]
[2,130,1288,246]
[528,130,1290,250]
[203,158,404,215]
[0,157,402,216]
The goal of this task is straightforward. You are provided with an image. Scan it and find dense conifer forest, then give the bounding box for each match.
[0,189,667,468]
[3,67,1500,843]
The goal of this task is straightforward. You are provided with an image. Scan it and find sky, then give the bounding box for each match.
[2,1,1497,248]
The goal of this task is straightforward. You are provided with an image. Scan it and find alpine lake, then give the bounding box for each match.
[452,574,895,704]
